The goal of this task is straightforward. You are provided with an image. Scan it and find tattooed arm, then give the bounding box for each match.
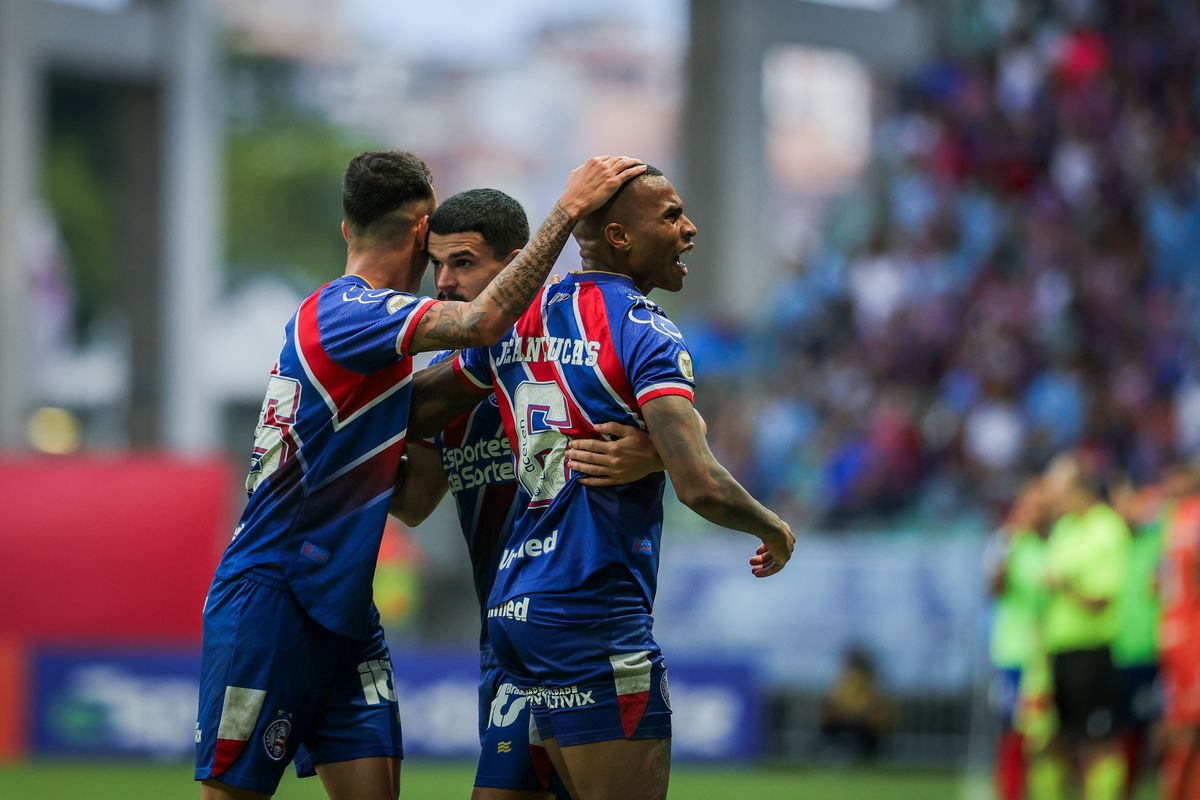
[642,394,796,577]
[408,156,646,353]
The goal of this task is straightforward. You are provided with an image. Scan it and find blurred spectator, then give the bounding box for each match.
[817,646,895,763]
[694,0,1200,527]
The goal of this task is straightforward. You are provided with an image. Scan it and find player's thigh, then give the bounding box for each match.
[200,778,270,800]
[295,617,404,785]
[556,737,670,800]
[195,570,330,796]
[315,755,401,800]
[1051,647,1120,743]
[471,788,554,800]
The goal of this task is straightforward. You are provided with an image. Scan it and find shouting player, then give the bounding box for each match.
[391,188,663,799]
[194,152,646,800]
[409,166,796,800]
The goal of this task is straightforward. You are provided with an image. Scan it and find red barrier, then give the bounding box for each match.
[0,455,233,645]
[0,638,27,760]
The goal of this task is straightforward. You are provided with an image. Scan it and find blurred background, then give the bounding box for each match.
[0,0,1191,797]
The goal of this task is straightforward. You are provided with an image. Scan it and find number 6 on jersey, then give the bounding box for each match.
[514,380,571,507]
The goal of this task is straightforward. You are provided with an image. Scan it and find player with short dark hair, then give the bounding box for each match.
[194,152,646,800]
[409,166,796,800]
[393,187,661,800]
[428,187,532,263]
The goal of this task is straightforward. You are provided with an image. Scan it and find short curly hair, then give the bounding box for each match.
[429,188,529,258]
[342,150,434,236]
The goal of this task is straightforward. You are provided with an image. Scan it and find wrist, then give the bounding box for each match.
[761,520,786,546]
[554,197,585,224]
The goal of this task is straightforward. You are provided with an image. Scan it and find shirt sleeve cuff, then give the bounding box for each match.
[635,382,695,405]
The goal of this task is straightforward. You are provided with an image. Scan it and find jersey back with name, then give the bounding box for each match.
[456,271,695,611]
[216,275,436,639]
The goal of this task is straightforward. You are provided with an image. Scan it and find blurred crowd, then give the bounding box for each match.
[984,452,1200,800]
[696,0,1200,525]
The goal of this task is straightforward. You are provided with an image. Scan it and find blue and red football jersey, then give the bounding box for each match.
[421,351,522,667]
[215,275,437,639]
[456,270,695,611]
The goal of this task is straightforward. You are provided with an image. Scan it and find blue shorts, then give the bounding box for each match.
[486,572,672,747]
[1119,663,1161,732]
[990,667,1022,728]
[194,568,403,795]
[476,663,569,793]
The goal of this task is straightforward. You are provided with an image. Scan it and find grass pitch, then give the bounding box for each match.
[0,760,1162,799]
[0,760,968,799]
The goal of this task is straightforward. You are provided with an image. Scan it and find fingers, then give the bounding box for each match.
[752,562,784,578]
[593,421,640,438]
[612,163,648,186]
[568,455,615,476]
[568,437,617,456]
[750,541,789,577]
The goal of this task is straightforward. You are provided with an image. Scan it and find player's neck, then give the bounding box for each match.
[578,257,646,292]
[345,246,423,294]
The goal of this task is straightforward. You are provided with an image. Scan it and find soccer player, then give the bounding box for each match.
[1110,476,1166,799]
[194,152,646,800]
[390,187,663,799]
[409,166,796,800]
[1160,470,1200,800]
[984,480,1052,800]
[1039,455,1131,800]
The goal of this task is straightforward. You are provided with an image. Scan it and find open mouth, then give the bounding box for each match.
[674,246,693,275]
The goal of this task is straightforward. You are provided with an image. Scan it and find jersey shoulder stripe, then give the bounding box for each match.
[295,290,415,430]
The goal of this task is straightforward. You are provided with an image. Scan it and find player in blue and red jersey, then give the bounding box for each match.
[194,152,647,800]
[408,166,796,800]
[391,188,662,800]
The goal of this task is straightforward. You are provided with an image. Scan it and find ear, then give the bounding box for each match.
[604,222,631,252]
[502,248,521,266]
[415,214,430,249]
[341,220,350,243]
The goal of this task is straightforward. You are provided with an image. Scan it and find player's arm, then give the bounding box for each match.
[408,357,490,440]
[566,411,707,487]
[641,394,795,577]
[389,445,449,527]
[408,157,647,353]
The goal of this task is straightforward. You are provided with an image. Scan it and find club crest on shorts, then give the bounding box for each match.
[660,669,671,711]
[263,713,292,761]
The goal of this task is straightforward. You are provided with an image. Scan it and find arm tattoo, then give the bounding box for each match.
[484,203,573,316]
[415,204,574,349]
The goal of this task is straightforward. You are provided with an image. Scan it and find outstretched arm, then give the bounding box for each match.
[408,156,646,353]
[641,395,795,577]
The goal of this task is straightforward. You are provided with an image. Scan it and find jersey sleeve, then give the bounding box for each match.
[453,346,494,394]
[620,299,696,406]
[315,282,438,373]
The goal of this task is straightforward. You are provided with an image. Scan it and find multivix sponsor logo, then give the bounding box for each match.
[527,685,596,710]
[498,530,558,570]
